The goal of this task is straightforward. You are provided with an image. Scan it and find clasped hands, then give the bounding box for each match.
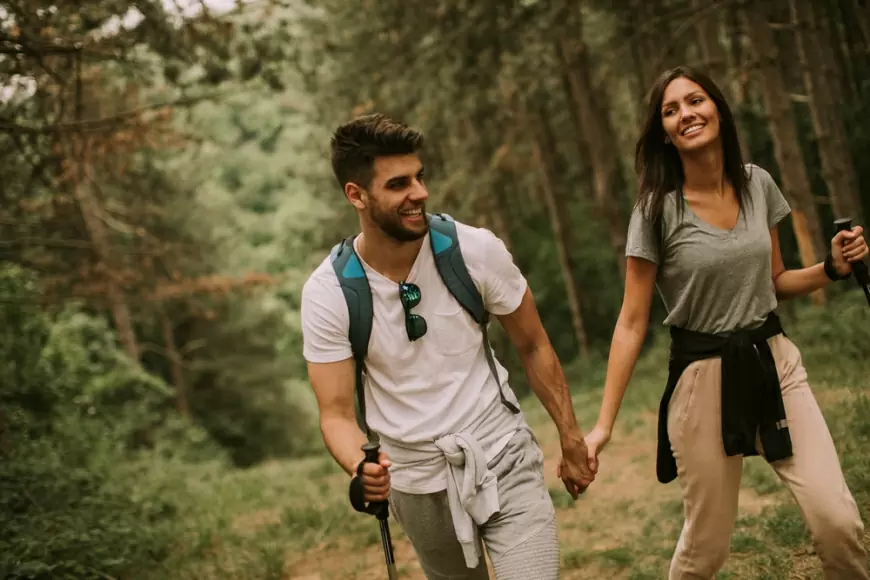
[556,425,611,500]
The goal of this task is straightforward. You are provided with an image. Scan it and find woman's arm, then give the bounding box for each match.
[771,225,868,301]
[593,256,659,436]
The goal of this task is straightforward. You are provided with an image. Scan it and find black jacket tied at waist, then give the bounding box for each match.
[656,312,793,484]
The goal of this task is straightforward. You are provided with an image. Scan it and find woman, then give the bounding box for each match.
[582,65,870,579]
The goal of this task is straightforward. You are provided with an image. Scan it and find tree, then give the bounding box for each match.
[744,2,827,306]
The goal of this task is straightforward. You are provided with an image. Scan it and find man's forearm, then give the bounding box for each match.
[519,343,581,442]
[320,415,369,476]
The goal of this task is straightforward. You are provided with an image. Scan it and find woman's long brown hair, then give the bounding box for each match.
[634,65,751,225]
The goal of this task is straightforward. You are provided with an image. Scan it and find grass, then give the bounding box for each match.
[139,293,870,579]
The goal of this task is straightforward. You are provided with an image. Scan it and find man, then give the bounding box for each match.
[301,113,595,579]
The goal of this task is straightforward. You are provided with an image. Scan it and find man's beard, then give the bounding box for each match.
[370,202,428,242]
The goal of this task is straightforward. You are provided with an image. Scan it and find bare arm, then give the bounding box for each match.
[595,256,658,435]
[770,225,868,301]
[307,358,369,475]
[496,287,581,444]
[769,227,830,301]
[307,358,391,500]
[497,286,596,496]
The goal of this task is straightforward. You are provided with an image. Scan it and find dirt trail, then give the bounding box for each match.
[285,410,781,580]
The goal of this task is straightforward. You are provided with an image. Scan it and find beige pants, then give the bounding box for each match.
[667,334,868,579]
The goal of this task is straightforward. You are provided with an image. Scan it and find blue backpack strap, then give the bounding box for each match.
[428,213,520,415]
[428,213,488,325]
[329,236,375,439]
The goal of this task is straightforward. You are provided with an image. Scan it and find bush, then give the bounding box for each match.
[780,288,870,383]
[0,265,221,579]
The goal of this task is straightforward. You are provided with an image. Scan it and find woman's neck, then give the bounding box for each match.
[681,146,727,197]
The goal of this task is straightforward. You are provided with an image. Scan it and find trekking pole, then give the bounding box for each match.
[834,218,870,307]
[362,441,399,580]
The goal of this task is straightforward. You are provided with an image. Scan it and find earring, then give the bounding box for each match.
[664,136,671,144]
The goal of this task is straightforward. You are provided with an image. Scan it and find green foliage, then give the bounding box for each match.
[150,55,338,466]
[0,265,220,579]
[3,1,870,578]
[779,289,870,384]
[0,435,177,580]
[182,293,320,467]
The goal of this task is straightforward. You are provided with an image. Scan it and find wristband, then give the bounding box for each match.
[824,253,851,281]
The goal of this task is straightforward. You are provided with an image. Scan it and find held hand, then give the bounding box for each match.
[356,451,393,503]
[555,432,596,500]
[583,424,612,473]
[832,226,868,276]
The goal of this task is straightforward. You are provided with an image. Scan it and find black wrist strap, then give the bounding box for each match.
[824,253,852,281]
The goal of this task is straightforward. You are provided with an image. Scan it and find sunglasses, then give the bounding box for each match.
[399,281,427,341]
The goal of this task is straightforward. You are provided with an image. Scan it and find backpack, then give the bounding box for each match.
[328,212,520,441]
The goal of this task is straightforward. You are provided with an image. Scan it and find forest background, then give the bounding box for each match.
[2,0,869,578]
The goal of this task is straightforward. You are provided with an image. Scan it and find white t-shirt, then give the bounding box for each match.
[301,219,530,493]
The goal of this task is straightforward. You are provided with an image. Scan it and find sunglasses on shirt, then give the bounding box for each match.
[399,281,427,341]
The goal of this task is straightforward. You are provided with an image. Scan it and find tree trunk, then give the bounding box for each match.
[488,183,514,255]
[791,0,865,223]
[744,6,828,306]
[0,405,10,456]
[74,178,140,360]
[693,0,729,89]
[555,18,628,280]
[728,3,752,112]
[824,0,858,100]
[623,0,652,124]
[856,0,870,50]
[838,0,870,97]
[160,309,188,416]
[633,0,663,86]
[697,0,751,161]
[526,102,589,359]
[635,0,654,83]
[473,168,523,371]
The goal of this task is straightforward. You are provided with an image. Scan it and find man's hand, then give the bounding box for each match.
[556,431,596,500]
[355,451,393,502]
[583,424,612,473]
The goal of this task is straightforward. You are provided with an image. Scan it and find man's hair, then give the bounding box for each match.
[330,113,425,191]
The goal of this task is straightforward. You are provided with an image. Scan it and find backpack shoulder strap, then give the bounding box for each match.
[427,213,520,415]
[427,213,487,325]
[329,236,374,439]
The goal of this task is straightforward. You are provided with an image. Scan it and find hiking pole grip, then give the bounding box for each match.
[835,218,870,284]
[362,442,390,520]
[834,218,870,308]
[362,441,380,465]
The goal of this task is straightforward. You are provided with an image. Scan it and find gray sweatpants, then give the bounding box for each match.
[389,428,560,579]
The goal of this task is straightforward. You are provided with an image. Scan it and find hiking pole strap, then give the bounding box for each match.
[480,317,520,414]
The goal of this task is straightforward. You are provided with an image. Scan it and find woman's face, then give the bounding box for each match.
[660,76,721,154]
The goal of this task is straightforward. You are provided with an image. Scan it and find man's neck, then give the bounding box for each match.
[357,226,425,283]
[681,146,727,197]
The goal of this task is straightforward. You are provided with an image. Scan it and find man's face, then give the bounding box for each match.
[352,154,429,242]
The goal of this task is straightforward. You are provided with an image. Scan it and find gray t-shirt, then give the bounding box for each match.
[625,164,791,334]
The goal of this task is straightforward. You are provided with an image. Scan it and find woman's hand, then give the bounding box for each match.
[832,226,868,276]
[583,424,612,473]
